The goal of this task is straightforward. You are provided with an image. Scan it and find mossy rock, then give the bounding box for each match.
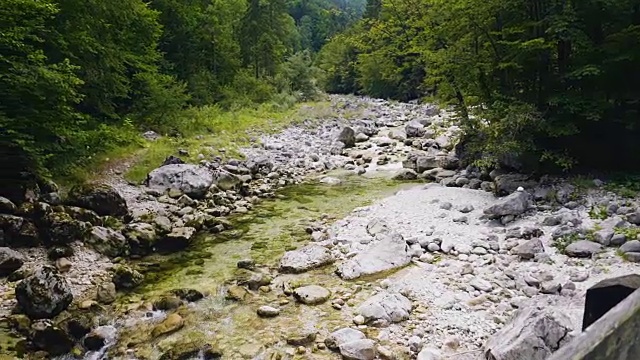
[66,184,128,217]
[159,341,222,360]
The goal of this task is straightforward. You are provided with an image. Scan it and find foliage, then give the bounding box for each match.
[319,0,640,171]
[588,206,609,220]
[1,0,367,182]
[552,233,580,254]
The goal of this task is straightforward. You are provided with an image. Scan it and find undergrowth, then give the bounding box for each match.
[60,99,336,186]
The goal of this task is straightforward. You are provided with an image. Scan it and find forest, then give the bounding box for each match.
[1,0,639,181]
[317,0,640,172]
[0,0,366,179]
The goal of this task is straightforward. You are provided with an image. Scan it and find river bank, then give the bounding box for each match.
[2,95,640,360]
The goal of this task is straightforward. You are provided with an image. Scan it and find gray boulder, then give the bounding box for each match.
[405,121,425,138]
[146,164,214,199]
[157,226,196,252]
[66,184,128,217]
[293,285,331,305]
[279,245,334,273]
[484,191,530,219]
[339,339,377,360]
[620,240,640,254]
[356,292,412,327]
[336,231,411,280]
[565,240,602,258]
[0,247,24,276]
[392,169,418,180]
[337,127,356,148]
[325,328,366,350]
[0,214,40,247]
[513,239,544,260]
[123,222,157,256]
[15,266,73,319]
[87,226,128,257]
[482,306,573,360]
[493,174,538,197]
[0,196,17,214]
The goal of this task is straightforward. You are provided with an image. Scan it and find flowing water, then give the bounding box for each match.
[63,171,418,360]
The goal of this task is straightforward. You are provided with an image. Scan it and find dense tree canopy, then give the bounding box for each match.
[318,0,640,171]
[0,0,366,176]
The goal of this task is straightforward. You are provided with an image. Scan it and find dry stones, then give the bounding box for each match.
[293,285,331,305]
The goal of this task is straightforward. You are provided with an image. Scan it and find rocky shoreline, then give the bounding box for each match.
[1,95,640,360]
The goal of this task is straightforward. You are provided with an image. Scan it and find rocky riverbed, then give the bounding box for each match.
[1,95,640,360]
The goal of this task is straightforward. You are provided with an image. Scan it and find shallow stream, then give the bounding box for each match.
[79,171,418,360]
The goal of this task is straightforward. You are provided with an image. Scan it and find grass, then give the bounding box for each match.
[59,99,339,186]
[552,233,581,254]
[588,205,609,220]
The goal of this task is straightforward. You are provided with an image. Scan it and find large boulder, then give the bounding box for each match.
[339,339,377,360]
[0,247,25,276]
[146,164,214,199]
[123,222,158,256]
[356,292,412,327]
[245,156,274,175]
[0,214,40,247]
[87,226,128,257]
[30,319,74,355]
[325,328,366,350]
[482,306,573,360]
[112,265,144,290]
[337,127,356,148]
[15,266,73,319]
[565,240,602,258]
[0,196,17,214]
[293,285,331,305]
[41,211,89,245]
[336,231,411,280]
[493,174,538,197]
[484,191,530,219]
[405,121,425,138]
[156,226,196,252]
[66,184,128,217]
[279,245,334,274]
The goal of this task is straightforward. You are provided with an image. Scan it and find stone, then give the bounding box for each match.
[285,328,317,346]
[513,239,544,260]
[565,240,602,258]
[483,191,530,219]
[157,226,196,252]
[339,339,377,360]
[470,277,493,292]
[540,281,561,294]
[171,288,205,302]
[356,292,412,327]
[112,265,144,290]
[293,285,330,305]
[610,233,627,246]
[31,319,74,355]
[96,282,117,304]
[279,245,334,273]
[0,196,17,214]
[226,285,249,301]
[493,174,538,197]
[152,313,184,338]
[0,214,40,247]
[405,120,425,138]
[392,169,418,180]
[257,306,280,318]
[87,226,128,257]
[41,211,88,245]
[15,266,73,319]
[66,184,128,217]
[55,258,72,273]
[593,229,614,246]
[320,176,342,185]
[483,307,573,360]
[355,133,370,142]
[338,127,356,148]
[325,328,366,350]
[0,247,24,276]
[146,164,214,199]
[159,341,222,360]
[337,231,411,280]
[84,326,116,351]
[123,222,157,256]
[153,296,183,311]
[417,348,441,360]
[620,240,640,254]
